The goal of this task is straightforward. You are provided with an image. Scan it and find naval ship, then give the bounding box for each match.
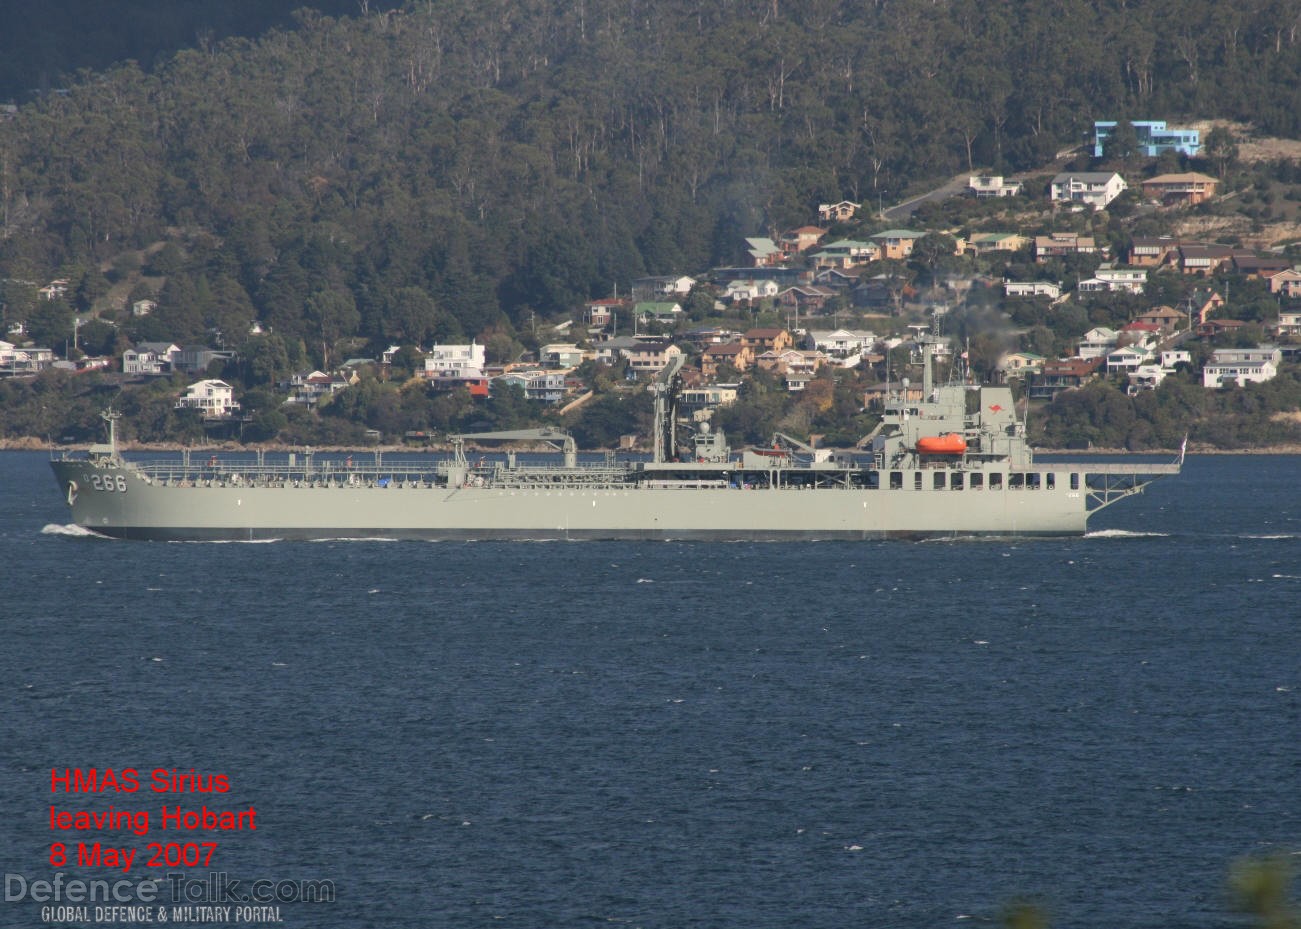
[49,341,1181,541]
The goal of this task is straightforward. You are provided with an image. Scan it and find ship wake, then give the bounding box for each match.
[41,523,109,539]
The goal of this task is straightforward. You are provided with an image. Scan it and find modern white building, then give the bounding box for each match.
[175,379,240,418]
[424,342,486,378]
[968,176,1023,198]
[1049,172,1127,209]
[1202,347,1282,388]
[1005,281,1062,299]
[1077,265,1148,294]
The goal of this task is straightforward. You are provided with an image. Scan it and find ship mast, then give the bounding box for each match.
[651,354,686,463]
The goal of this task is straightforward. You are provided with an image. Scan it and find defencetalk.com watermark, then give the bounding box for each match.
[6,871,335,906]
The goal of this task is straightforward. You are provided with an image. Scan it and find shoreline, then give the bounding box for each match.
[5,436,1301,455]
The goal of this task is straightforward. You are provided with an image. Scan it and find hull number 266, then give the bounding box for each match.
[91,473,128,493]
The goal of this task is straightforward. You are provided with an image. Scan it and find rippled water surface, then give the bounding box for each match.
[2,451,1297,928]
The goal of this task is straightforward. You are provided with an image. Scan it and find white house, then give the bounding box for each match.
[1275,309,1301,337]
[1005,281,1062,299]
[679,383,741,412]
[807,328,875,364]
[1049,172,1127,209]
[968,175,1023,198]
[1127,364,1169,394]
[175,379,240,418]
[123,342,181,376]
[1077,265,1148,294]
[0,341,54,376]
[423,342,485,378]
[539,343,589,368]
[1077,327,1119,360]
[633,275,696,298]
[493,370,568,403]
[1160,350,1192,369]
[723,279,780,303]
[1105,345,1153,374]
[1202,347,1282,388]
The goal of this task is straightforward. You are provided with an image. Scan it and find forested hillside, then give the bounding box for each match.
[2,0,1300,351]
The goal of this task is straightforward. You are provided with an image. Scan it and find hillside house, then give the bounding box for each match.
[284,370,355,406]
[968,176,1023,198]
[635,301,683,325]
[1093,120,1200,157]
[777,285,837,315]
[1266,268,1301,298]
[1133,305,1187,331]
[0,341,54,377]
[997,351,1045,379]
[741,328,793,354]
[870,229,925,261]
[1203,347,1281,388]
[967,233,1028,255]
[494,370,568,403]
[1005,281,1062,299]
[817,201,861,223]
[745,237,783,267]
[1128,236,1180,267]
[780,226,828,254]
[810,239,879,270]
[1190,290,1227,325]
[1197,319,1248,338]
[701,343,754,377]
[585,298,622,328]
[1233,256,1292,278]
[807,328,875,362]
[1141,172,1219,205]
[1035,233,1100,261]
[1178,243,1234,276]
[1106,345,1154,374]
[631,276,696,299]
[1118,321,1163,348]
[540,343,589,368]
[1030,357,1105,399]
[1077,327,1120,360]
[623,339,682,376]
[679,383,740,413]
[1049,172,1127,209]
[175,379,240,418]
[174,346,235,374]
[723,279,780,303]
[39,279,70,301]
[1274,309,1301,337]
[424,342,485,378]
[123,342,181,376]
[1077,265,1147,295]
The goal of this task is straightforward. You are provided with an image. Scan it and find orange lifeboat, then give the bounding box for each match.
[916,433,967,455]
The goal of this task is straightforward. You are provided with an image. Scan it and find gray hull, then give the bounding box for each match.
[51,458,1101,541]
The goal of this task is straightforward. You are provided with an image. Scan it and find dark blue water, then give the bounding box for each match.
[2,451,1297,928]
